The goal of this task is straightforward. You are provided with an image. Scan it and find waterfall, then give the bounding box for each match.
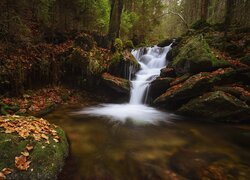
[78,44,176,124]
[129,45,171,104]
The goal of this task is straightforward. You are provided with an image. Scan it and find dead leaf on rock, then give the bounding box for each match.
[21,151,29,157]
[1,168,13,175]
[0,172,6,179]
[26,144,33,151]
[15,155,31,171]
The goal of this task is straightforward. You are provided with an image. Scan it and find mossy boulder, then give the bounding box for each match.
[108,51,140,79]
[0,115,69,179]
[177,91,250,122]
[172,36,229,75]
[154,68,236,109]
[102,73,130,94]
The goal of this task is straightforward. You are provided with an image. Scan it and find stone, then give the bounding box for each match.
[149,77,173,99]
[177,91,250,122]
[102,73,130,94]
[172,36,229,75]
[0,115,69,179]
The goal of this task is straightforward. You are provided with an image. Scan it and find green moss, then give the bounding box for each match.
[172,35,229,75]
[0,118,68,179]
[114,38,123,52]
[124,40,134,49]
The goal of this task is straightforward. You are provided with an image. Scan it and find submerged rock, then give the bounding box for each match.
[172,36,229,75]
[177,91,250,122]
[102,73,130,94]
[0,115,69,179]
[169,149,244,179]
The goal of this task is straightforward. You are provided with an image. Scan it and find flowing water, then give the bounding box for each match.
[44,45,250,179]
[79,45,172,124]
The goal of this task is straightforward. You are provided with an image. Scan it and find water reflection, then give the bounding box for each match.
[45,106,250,180]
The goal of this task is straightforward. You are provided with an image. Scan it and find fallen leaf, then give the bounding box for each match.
[0,172,6,179]
[26,144,33,151]
[15,155,31,171]
[1,168,13,175]
[21,151,29,157]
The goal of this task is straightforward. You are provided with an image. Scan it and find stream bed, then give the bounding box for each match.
[45,105,250,180]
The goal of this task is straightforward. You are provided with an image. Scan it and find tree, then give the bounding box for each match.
[108,0,124,43]
[200,0,210,21]
[224,0,235,36]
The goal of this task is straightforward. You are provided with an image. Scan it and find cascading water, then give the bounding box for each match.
[78,44,176,124]
[130,45,171,104]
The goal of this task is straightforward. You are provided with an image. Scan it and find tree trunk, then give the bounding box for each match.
[108,0,123,44]
[200,0,210,21]
[224,0,235,37]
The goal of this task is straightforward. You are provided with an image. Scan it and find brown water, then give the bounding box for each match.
[45,106,250,180]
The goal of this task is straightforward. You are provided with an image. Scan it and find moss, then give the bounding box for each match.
[172,35,229,75]
[124,40,134,49]
[114,38,123,52]
[0,117,69,179]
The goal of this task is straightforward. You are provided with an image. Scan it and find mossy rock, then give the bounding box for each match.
[114,38,123,52]
[74,34,94,51]
[154,68,236,109]
[0,115,69,179]
[172,36,229,75]
[177,91,250,122]
[102,73,130,94]
[124,40,134,49]
[108,51,140,79]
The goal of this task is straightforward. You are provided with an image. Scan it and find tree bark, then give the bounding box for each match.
[108,0,123,43]
[200,0,210,21]
[224,0,235,37]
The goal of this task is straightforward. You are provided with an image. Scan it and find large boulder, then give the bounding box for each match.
[0,115,69,179]
[172,36,229,75]
[102,73,130,94]
[149,77,173,99]
[177,91,250,122]
[154,68,236,109]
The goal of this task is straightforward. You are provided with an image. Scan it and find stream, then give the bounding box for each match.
[45,45,250,179]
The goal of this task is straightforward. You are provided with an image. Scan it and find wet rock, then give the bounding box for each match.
[102,73,130,94]
[170,74,191,87]
[154,68,236,109]
[157,39,173,47]
[213,85,250,105]
[149,77,173,99]
[177,91,250,122]
[0,115,69,179]
[108,51,140,79]
[160,68,176,78]
[172,36,229,75]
